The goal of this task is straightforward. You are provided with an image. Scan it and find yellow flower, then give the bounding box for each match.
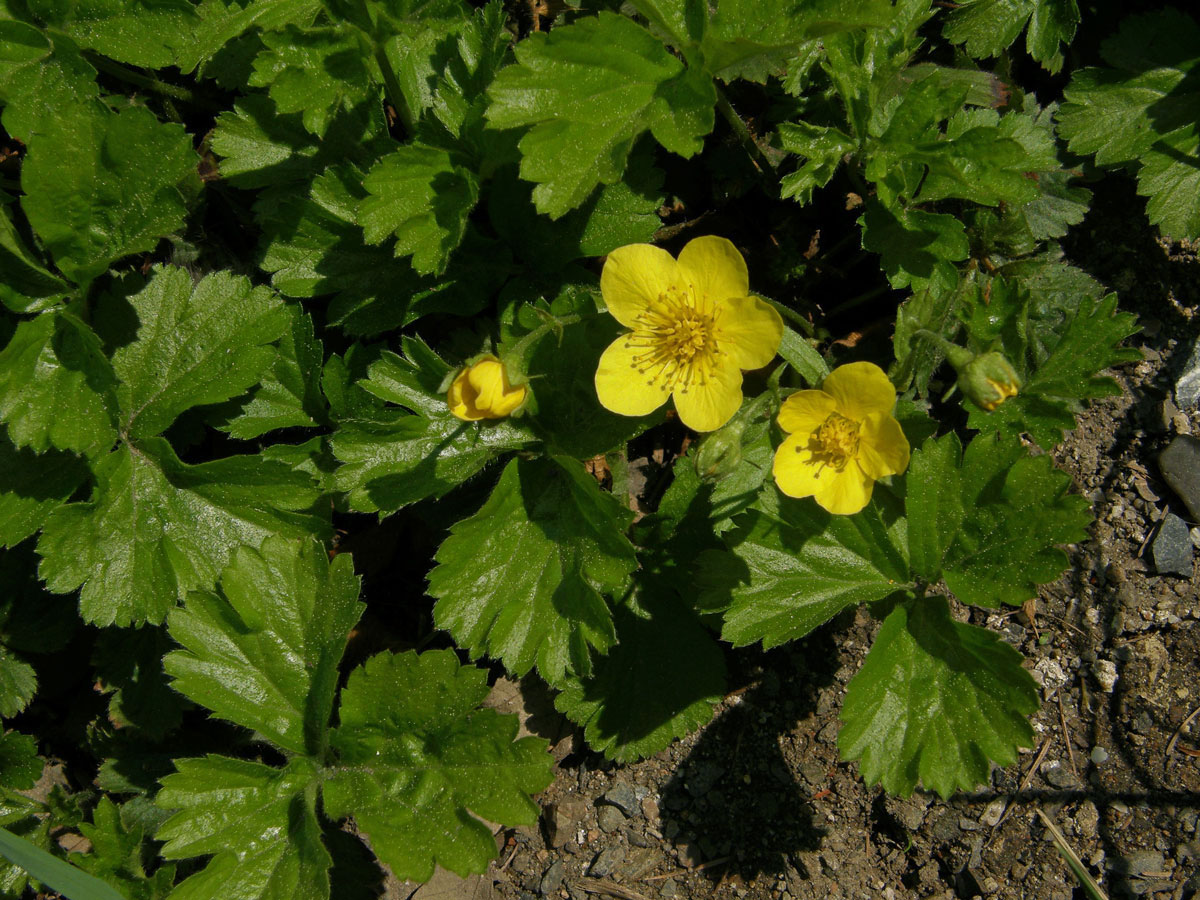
[447,355,527,421]
[771,362,910,515]
[594,236,784,432]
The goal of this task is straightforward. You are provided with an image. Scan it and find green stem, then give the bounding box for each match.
[505,313,584,366]
[911,328,973,369]
[715,86,779,188]
[81,51,208,107]
[762,296,813,336]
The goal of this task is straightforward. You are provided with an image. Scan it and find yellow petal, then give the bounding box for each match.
[857,412,910,479]
[672,356,742,432]
[772,433,822,499]
[600,244,679,329]
[447,368,485,421]
[821,361,897,421]
[594,335,672,417]
[812,463,874,515]
[776,389,836,436]
[713,294,784,370]
[677,236,749,315]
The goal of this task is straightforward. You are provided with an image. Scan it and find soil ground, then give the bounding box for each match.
[388,182,1200,900]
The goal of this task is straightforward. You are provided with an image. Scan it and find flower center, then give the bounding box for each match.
[624,284,720,392]
[806,412,860,472]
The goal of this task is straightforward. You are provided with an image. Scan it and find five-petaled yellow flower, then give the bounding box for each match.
[594,236,784,433]
[447,354,527,421]
[772,362,910,515]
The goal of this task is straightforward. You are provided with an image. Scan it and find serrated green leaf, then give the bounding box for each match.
[1138,124,1200,239]
[0,732,41,791]
[942,0,1078,73]
[72,797,175,900]
[698,500,910,649]
[860,199,967,294]
[24,0,200,67]
[0,311,117,455]
[778,121,855,205]
[21,104,198,286]
[325,649,553,882]
[838,595,1037,798]
[248,25,370,138]
[166,537,360,755]
[175,0,322,73]
[942,433,1090,607]
[905,434,964,581]
[486,12,715,218]
[111,266,290,440]
[0,198,71,314]
[332,350,532,513]
[429,456,635,685]
[359,145,480,276]
[554,586,725,762]
[0,823,128,900]
[0,648,35,718]
[218,306,326,439]
[965,291,1140,447]
[37,438,326,626]
[0,26,99,142]
[157,755,329,900]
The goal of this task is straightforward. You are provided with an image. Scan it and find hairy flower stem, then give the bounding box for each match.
[715,87,780,190]
[82,52,210,108]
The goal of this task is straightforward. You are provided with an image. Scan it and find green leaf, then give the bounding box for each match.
[325,649,553,882]
[166,537,360,755]
[21,104,198,286]
[24,0,200,67]
[905,434,964,582]
[248,25,370,138]
[0,732,41,791]
[111,266,290,440]
[359,145,480,276]
[0,824,128,900]
[0,648,35,718]
[0,198,71,314]
[941,432,1091,607]
[965,290,1140,447]
[838,595,1038,798]
[860,199,967,294]
[72,797,175,900]
[332,349,532,513]
[778,324,830,385]
[778,121,855,205]
[175,0,323,73]
[942,0,1078,73]
[698,500,910,649]
[554,586,725,762]
[1138,125,1200,240]
[0,311,117,455]
[0,26,99,143]
[218,306,326,439]
[486,12,715,218]
[157,755,329,900]
[37,438,326,626]
[429,456,636,685]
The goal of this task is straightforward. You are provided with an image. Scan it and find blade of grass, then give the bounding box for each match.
[0,826,128,900]
[1035,809,1108,900]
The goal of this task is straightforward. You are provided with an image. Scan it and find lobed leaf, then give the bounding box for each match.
[904,434,964,582]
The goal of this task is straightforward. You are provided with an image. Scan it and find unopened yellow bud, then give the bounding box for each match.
[447,355,527,421]
[957,351,1021,411]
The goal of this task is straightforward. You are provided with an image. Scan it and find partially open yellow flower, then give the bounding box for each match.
[594,236,784,432]
[447,355,527,421]
[772,362,910,515]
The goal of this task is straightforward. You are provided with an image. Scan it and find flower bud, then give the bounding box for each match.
[956,351,1021,411]
[695,418,745,479]
[447,354,527,421]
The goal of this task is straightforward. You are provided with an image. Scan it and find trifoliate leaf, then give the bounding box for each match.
[860,199,967,294]
[359,145,480,276]
[157,756,329,900]
[248,25,370,138]
[38,438,326,626]
[332,350,533,513]
[486,11,715,218]
[0,25,99,142]
[778,121,856,206]
[0,198,71,314]
[166,537,361,755]
[325,650,553,882]
[111,266,290,441]
[942,0,1078,73]
[429,456,635,685]
[554,586,725,763]
[174,0,322,73]
[20,104,199,286]
[0,647,36,718]
[0,732,41,791]
[218,306,326,439]
[0,311,117,455]
[23,0,199,68]
[838,595,1037,798]
[965,290,1140,447]
[905,434,964,582]
[72,797,175,900]
[941,432,1090,607]
[697,500,911,649]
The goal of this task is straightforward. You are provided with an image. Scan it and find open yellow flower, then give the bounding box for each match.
[772,362,910,515]
[447,355,527,421]
[594,236,783,432]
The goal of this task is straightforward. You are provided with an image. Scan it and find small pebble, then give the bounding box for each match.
[588,845,625,878]
[602,783,639,817]
[1093,659,1119,692]
[1091,746,1109,765]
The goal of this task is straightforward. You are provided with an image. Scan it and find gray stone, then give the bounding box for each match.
[596,804,625,833]
[1160,436,1200,522]
[1152,512,1194,577]
[545,799,586,849]
[683,762,724,797]
[1111,850,1166,877]
[588,845,625,878]
[539,860,564,896]
[601,782,639,817]
[1042,760,1078,789]
[659,879,679,899]
[1176,335,1200,408]
[1090,746,1109,765]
